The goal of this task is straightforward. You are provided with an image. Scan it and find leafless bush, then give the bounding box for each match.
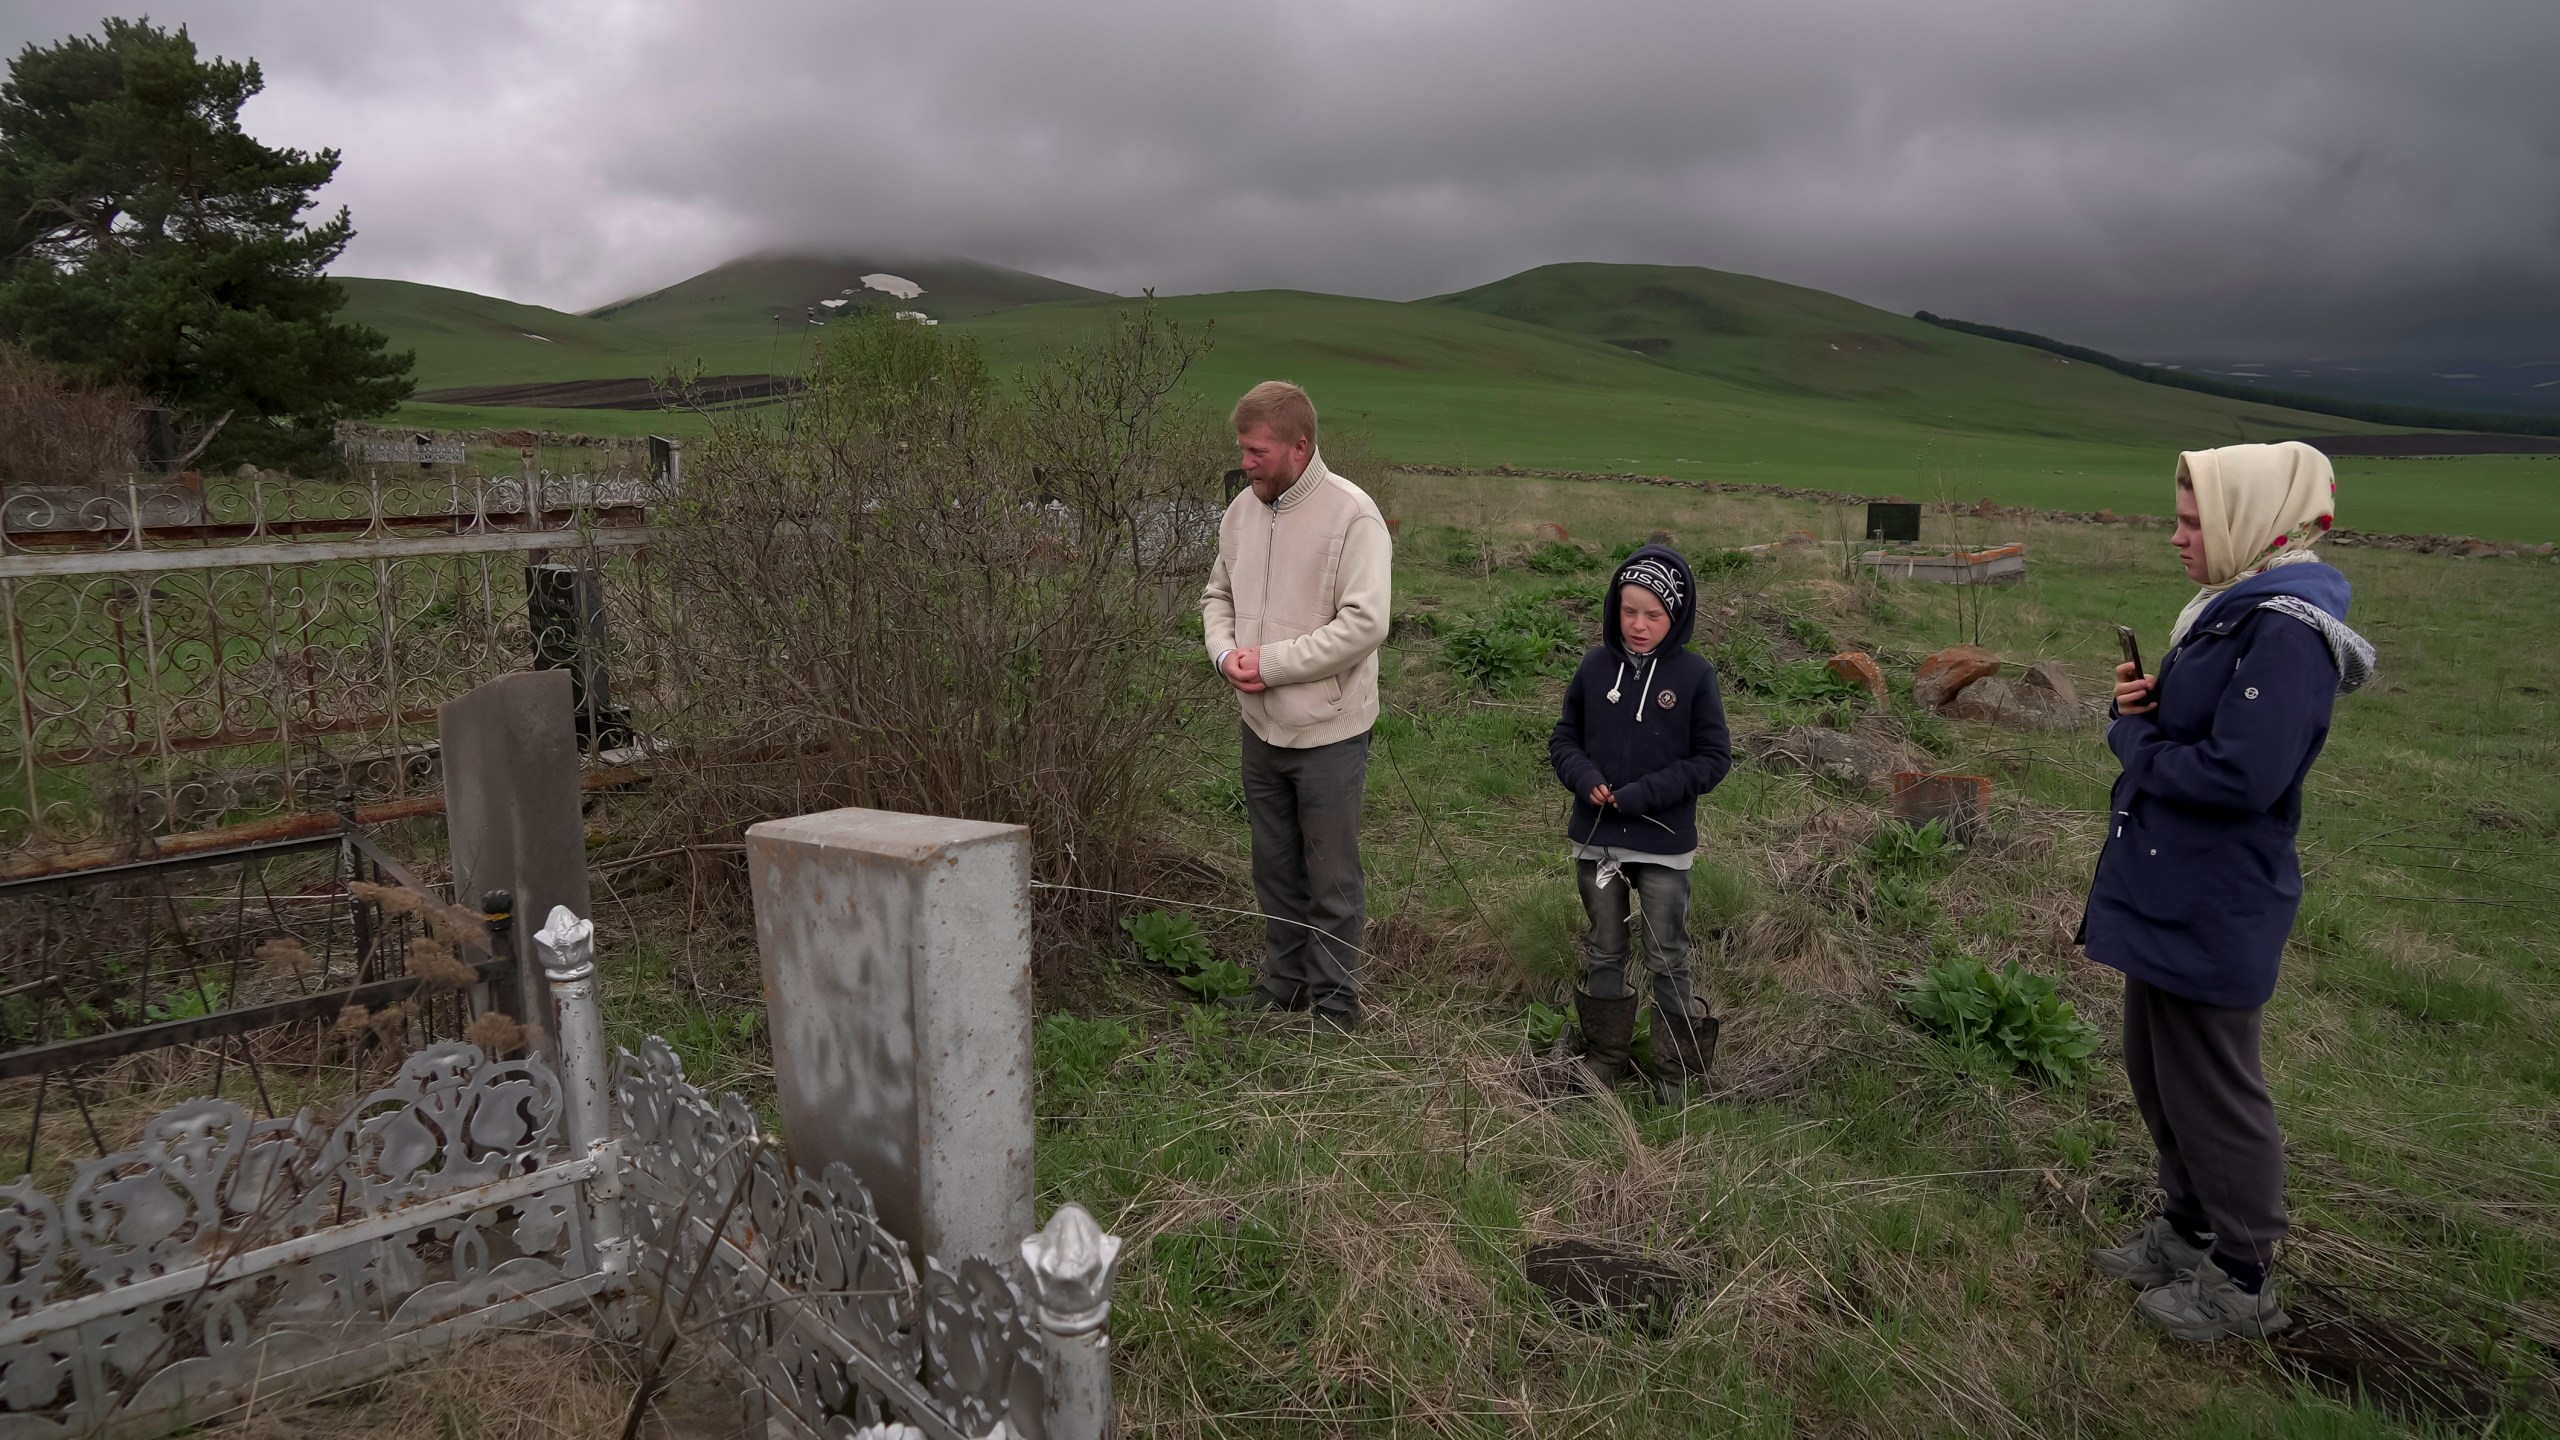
[642,303,1229,926]
[0,341,146,489]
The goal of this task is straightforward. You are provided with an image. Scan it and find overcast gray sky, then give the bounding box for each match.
[8,0,2556,358]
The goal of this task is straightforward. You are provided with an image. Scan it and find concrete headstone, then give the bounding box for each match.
[746,807,1036,1264]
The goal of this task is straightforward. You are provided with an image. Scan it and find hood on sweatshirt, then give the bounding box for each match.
[2190,561,2377,696]
[1601,545,1699,659]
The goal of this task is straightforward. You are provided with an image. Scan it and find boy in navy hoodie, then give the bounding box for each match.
[1549,546,1733,1099]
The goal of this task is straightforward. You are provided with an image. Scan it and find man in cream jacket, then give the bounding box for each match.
[1204,381,1392,1031]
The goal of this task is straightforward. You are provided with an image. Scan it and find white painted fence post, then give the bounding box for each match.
[1022,1203,1122,1440]
[537,904,627,1277]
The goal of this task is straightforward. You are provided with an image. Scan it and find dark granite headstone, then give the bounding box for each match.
[440,670,591,1049]
[1866,502,1922,543]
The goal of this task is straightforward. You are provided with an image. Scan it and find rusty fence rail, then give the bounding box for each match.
[0,462,666,869]
[0,818,526,1183]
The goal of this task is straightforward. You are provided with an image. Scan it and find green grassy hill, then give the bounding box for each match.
[343,253,1109,396]
[340,278,701,392]
[1426,262,2371,449]
[341,255,2560,540]
[963,284,2425,521]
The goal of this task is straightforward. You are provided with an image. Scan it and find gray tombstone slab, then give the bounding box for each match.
[745,808,1035,1264]
[440,670,592,1043]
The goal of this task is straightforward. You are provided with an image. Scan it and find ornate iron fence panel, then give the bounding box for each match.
[0,906,1120,1439]
[0,466,664,867]
[617,1035,1066,1440]
[0,1040,617,1437]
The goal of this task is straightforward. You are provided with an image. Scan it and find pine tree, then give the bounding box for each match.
[0,18,412,467]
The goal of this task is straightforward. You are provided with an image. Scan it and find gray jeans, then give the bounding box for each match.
[1574,858,1694,1017]
[1241,725,1370,1018]
[2123,977,2289,1267]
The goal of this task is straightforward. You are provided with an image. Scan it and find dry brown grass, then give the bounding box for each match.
[222,1322,765,1440]
[0,340,146,489]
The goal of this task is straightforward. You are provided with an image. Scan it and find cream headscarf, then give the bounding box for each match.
[2165,441,2338,649]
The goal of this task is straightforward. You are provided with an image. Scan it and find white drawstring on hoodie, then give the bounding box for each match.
[1606,653,1660,720]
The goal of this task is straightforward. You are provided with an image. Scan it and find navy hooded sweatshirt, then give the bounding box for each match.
[1549,546,1733,857]
[2079,562,2372,1009]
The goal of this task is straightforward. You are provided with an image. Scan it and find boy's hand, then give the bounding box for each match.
[2112,660,2157,716]
[1223,646,1266,693]
[1587,783,1615,807]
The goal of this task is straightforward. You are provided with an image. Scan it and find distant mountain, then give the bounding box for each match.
[337,277,683,392]
[341,251,1111,397]
[1906,310,2559,436]
[1423,262,2393,448]
[337,252,2560,537]
[2145,355,2560,422]
[583,251,1108,329]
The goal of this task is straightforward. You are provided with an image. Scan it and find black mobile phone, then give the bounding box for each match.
[2116,625,2144,676]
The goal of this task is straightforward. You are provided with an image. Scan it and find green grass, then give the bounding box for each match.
[559,472,2556,1434]
[347,261,2560,541]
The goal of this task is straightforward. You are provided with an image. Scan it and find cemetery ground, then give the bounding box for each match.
[7,470,2550,1437]
[569,475,2555,1437]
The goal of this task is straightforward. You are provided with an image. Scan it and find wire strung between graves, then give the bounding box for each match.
[1030,881,1378,964]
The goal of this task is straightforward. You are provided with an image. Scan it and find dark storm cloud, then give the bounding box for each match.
[5,0,2555,356]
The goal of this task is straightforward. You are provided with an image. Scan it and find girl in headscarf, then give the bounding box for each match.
[2081,441,2375,1343]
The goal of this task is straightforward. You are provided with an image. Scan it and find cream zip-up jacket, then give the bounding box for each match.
[1202,452,1392,749]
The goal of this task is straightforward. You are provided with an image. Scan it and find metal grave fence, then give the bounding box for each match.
[0,460,668,870]
[0,905,1118,1440]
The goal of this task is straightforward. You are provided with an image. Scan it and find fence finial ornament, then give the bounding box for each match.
[1021,1202,1121,1335]
[534,904,595,981]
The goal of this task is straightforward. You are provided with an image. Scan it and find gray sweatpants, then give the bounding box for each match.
[2122,976,2289,1267]
[1241,725,1370,1019]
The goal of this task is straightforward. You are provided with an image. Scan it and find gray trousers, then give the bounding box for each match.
[2122,977,2289,1267]
[1575,858,1695,1017]
[1241,725,1370,1018]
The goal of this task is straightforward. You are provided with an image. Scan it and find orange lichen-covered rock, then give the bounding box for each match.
[1913,645,2000,710]
[1826,651,1888,706]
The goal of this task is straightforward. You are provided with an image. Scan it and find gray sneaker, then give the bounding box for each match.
[2135,1256,2293,1342]
[2091,1217,2210,1290]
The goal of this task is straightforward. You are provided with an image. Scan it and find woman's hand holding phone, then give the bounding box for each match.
[2112,624,2156,715]
[2114,661,2158,715]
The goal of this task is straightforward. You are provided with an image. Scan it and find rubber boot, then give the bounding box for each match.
[1652,998,1721,1105]
[1574,987,1639,1091]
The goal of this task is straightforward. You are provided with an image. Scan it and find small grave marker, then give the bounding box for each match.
[1866,502,1922,542]
[1526,1240,1685,1330]
[1891,771,1992,841]
[440,670,593,1045]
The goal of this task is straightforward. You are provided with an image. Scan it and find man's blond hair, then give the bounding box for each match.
[1231,381,1318,447]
